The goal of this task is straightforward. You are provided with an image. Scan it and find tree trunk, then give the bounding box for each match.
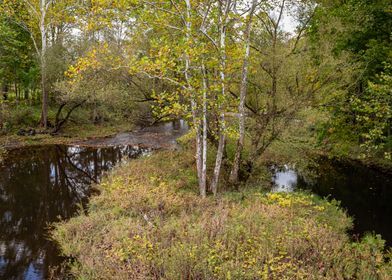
[53,100,86,133]
[2,84,8,100]
[184,0,206,197]
[40,0,48,129]
[194,114,204,196]
[229,0,257,184]
[24,88,29,100]
[15,82,18,100]
[211,132,225,195]
[210,0,231,195]
[201,61,208,194]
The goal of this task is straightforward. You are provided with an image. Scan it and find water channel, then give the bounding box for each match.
[272,158,392,247]
[0,121,188,280]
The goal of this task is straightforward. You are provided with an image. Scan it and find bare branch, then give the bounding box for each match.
[45,0,55,11]
[168,0,185,25]
[8,18,41,58]
[288,9,316,56]
[143,1,178,17]
[139,71,187,90]
[255,13,274,38]
[199,28,219,51]
[275,0,286,30]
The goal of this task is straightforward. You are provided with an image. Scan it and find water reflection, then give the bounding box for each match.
[0,144,150,280]
[271,165,298,192]
[78,119,189,148]
[271,158,392,247]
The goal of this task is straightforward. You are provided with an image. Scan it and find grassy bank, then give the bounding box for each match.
[259,108,392,172]
[0,122,133,150]
[52,146,392,279]
[0,101,141,149]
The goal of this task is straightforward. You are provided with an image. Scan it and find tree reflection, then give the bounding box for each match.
[0,145,148,279]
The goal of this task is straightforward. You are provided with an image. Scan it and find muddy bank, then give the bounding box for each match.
[75,120,189,149]
[1,120,189,151]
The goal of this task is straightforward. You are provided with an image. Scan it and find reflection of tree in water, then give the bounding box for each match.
[272,157,392,247]
[301,158,392,246]
[271,157,392,247]
[0,145,147,279]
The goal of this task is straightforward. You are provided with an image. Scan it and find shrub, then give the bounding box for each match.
[0,103,40,128]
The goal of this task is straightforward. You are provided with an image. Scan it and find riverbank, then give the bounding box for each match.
[0,122,134,150]
[52,144,392,279]
[0,121,190,279]
[258,110,392,175]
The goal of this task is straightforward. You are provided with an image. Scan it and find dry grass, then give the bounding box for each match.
[52,148,392,280]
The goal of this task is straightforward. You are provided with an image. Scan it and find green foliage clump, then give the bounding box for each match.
[310,0,392,160]
[0,103,41,129]
[53,150,392,280]
[352,67,392,159]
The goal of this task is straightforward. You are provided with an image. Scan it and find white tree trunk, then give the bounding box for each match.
[229,0,257,184]
[210,0,232,195]
[193,106,204,196]
[184,0,206,197]
[201,61,208,194]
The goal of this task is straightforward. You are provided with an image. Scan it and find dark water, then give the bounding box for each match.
[0,120,188,280]
[0,144,151,279]
[272,158,392,247]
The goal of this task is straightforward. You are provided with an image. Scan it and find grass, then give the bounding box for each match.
[0,122,133,150]
[0,101,136,149]
[52,144,392,280]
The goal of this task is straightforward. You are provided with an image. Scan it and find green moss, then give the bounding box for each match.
[52,149,392,280]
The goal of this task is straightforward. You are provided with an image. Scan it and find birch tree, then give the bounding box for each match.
[133,0,212,196]
[229,0,258,184]
[208,0,236,195]
[134,0,239,196]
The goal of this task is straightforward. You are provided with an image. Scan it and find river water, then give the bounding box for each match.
[272,158,392,247]
[0,121,188,280]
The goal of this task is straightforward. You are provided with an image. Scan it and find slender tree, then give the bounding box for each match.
[229,0,258,184]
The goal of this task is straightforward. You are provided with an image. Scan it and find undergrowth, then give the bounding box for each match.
[52,147,392,280]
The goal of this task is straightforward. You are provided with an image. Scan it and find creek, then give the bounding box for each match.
[272,158,392,248]
[0,121,188,280]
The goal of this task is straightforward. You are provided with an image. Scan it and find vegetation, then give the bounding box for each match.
[53,146,392,279]
[0,0,391,278]
[1,0,390,168]
[309,0,392,160]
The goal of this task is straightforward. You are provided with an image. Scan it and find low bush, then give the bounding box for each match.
[52,149,392,280]
[0,103,40,128]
